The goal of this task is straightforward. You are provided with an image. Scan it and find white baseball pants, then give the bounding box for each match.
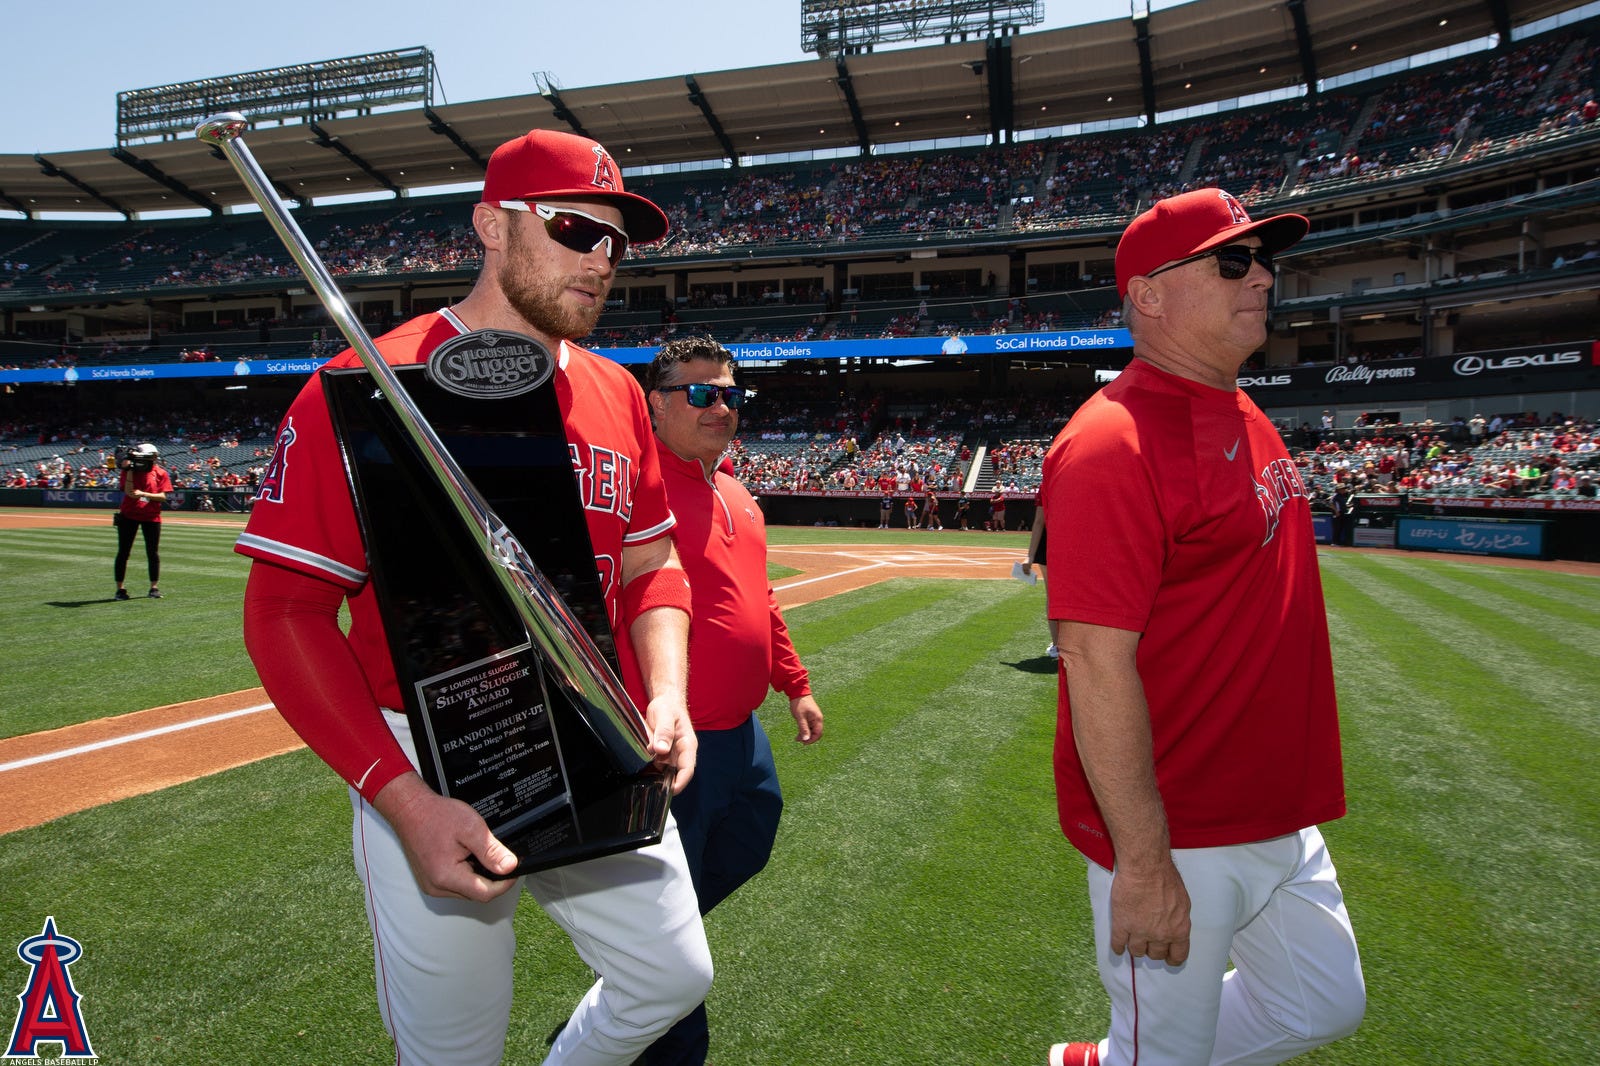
[1084,825,1365,1066]
[351,707,712,1066]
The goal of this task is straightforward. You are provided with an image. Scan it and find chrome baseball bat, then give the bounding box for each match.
[194,111,654,774]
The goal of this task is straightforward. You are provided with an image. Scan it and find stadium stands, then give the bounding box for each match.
[2,12,1598,522]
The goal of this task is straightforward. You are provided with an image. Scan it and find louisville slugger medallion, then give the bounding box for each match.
[426,329,554,399]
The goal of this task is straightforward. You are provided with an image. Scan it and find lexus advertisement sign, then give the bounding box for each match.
[1237,340,1597,400]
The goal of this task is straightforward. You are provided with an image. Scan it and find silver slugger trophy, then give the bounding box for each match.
[196,112,669,873]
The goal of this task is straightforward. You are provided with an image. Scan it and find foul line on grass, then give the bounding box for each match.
[773,560,893,593]
[0,703,275,773]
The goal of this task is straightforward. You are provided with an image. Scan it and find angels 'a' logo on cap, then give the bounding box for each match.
[590,146,620,191]
[1219,189,1250,225]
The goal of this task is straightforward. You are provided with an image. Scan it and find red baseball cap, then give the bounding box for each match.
[1114,188,1307,297]
[482,129,669,244]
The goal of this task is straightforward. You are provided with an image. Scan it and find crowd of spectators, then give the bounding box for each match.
[2,25,1595,308]
[4,391,1595,505]
[717,389,1076,495]
[1288,413,1600,500]
[1293,31,1595,189]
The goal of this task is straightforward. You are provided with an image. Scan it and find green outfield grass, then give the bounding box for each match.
[0,512,258,737]
[1,518,1597,1062]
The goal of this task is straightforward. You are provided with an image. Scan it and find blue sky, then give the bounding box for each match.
[0,0,1152,154]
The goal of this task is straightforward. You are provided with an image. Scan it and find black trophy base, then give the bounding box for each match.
[494,767,672,878]
[322,362,671,874]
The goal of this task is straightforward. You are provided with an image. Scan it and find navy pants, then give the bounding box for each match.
[640,714,784,1066]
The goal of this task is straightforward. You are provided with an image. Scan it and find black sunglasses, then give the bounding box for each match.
[656,383,752,410]
[1147,244,1274,281]
[498,201,629,267]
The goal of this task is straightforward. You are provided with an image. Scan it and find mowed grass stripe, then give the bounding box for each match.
[1322,554,1600,740]
[762,578,1049,796]
[1457,560,1600,616]
[762,668,1083,1060]
[710,582,1075,1062]
[1,526,242,548]
[0,527,249,579]
[0,527,260,737]
[1322,558,1599,826]
[1348,552,1600,652]
[1321,568,1598,1060]
[1322,565,1600,933]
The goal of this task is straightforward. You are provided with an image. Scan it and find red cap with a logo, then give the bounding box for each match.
[482,129,669,244]
[1115,188,1307,297]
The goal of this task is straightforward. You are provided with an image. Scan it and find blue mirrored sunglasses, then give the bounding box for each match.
[656,383,752,409]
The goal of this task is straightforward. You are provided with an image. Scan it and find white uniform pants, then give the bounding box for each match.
[352,708,712,1066]
[1085,826,1365,1066]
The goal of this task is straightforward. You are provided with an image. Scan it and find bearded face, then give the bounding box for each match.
[497,208,614,342]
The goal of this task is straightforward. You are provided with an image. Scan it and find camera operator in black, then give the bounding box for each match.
[114,443,173,600]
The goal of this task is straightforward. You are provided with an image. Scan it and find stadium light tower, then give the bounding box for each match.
[116,49,435,146]
[802,1,1044,58]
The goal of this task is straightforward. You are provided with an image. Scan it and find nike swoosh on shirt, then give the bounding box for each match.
[1224,438,1241,461]
[353,757,383,792]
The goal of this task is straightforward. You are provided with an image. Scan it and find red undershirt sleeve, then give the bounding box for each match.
[242,560,412,803]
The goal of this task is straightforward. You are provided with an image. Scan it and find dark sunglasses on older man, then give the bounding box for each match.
[499,201,629,266]
[1147,244,1274,281]
[656,383,753,410]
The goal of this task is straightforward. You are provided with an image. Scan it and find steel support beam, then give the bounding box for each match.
[686,75,739,165]
[111,148,223,215]
[33,156,129,218]
[308,122,402,196]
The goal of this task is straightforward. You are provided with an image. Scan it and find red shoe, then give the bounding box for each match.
[1048,1042,1100,1066]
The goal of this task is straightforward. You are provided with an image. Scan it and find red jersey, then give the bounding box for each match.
[237,308,675,723]
[119,465,172,521]
[1044,358,1345,870]
[657,442,808,731]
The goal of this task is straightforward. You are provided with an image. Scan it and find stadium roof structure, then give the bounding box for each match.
[0,0,1582,218]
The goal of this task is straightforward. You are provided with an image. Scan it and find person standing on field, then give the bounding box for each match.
[113,442,171,600]
[1042,188,1364,1066]
[237,127,711,1066]
[640,335,824,1064]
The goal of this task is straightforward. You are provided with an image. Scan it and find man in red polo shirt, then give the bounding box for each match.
[641,335,824,1064]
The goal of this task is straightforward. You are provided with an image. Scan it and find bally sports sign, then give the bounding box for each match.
[1236,340,1597,392]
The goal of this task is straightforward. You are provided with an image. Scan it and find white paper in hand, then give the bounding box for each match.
[1011,560,1037,585]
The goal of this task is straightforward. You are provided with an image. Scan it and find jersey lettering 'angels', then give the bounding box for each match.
[252,421,637,524]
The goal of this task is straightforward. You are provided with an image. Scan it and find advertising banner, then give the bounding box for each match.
[1237,340,1597,394]
[0,330,1134,382]
[1395,516,1550,559]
